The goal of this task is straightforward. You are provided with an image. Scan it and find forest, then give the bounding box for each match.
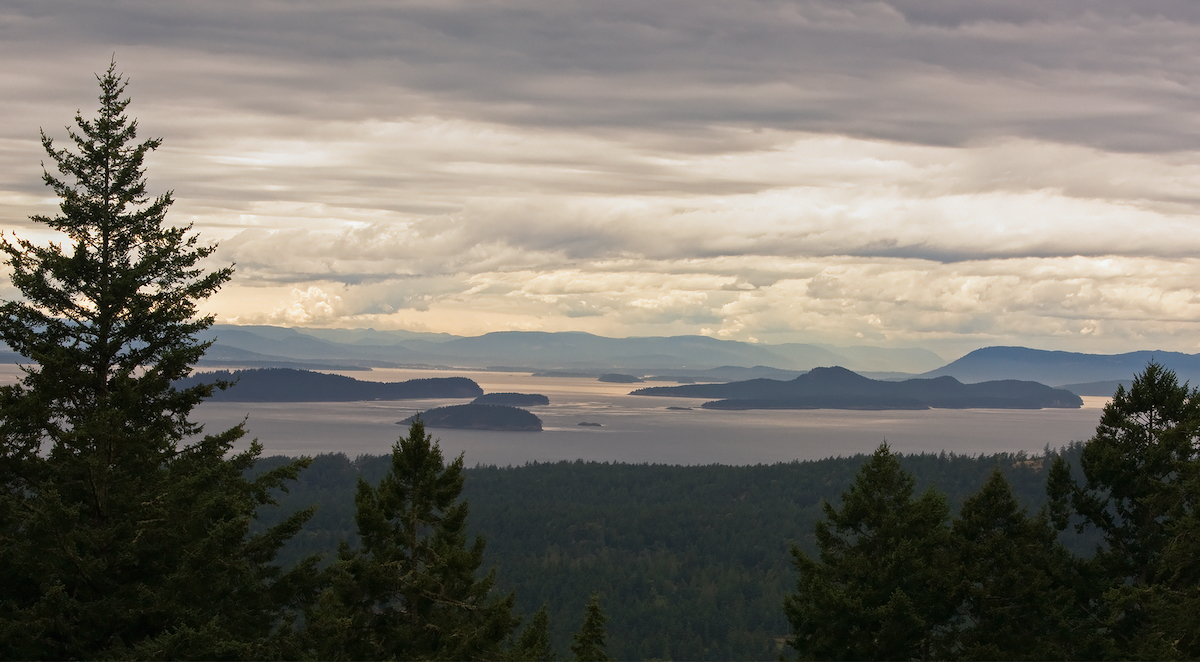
[251,444,1087,659]
[1,64,1199,661]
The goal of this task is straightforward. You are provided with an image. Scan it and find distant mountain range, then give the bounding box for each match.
[195,325,945,374]
[632,366,1082,410]
[4,324,1193,392]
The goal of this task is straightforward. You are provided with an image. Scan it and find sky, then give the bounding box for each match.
[2,1,1200,358]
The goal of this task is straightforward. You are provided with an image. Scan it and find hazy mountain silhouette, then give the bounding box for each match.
[922,347,1200,386]
[199,325,943,373]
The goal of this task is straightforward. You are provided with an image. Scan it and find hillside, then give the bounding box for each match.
[632,366,1082,410]
[253,446,1089,660]
[924,346,1200,386]
[178,368,482,401]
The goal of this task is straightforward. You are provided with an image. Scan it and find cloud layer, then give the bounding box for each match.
[3,0,1200,355]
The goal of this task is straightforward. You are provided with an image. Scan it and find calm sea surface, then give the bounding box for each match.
[180,367,1108,466]
[0,364,1106,465]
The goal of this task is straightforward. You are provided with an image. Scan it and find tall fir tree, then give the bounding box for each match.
[509,605,557,662]
[1049,361,1200,658]
[0,62,314,659]
[943,468,1101,660]
[784,442,956,661]
[303,418,518,660]
[570,594,611,662]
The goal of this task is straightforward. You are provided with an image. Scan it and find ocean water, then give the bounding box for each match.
[185,367,1109,466]
[0,363,1107,465]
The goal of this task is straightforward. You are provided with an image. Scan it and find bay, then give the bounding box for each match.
[188,367,1109,466]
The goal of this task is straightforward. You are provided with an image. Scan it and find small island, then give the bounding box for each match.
[577,421,602,427]
[472,392,550,406]
[665,406,693,411]
[598,373,643,383]
[400,404,543,431]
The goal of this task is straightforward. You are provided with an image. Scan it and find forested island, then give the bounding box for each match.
[176,367,482,401]
[632,365,1082,409]
[472,392,550,406]
[400,403,544,431]
[598,373,643,383]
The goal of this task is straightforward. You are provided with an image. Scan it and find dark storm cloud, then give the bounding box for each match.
[5,0,1200,151]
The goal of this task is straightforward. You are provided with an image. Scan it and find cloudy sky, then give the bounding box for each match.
[3,1,1200,357]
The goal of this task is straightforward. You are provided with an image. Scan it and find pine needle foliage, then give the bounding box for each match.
[570,594,611,662]
[303,418,518,660]
[784,442,955,661]
[1049,361,1200,658]
[0,62,314,659]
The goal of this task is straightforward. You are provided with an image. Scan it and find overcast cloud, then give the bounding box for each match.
[3,0,1200,356]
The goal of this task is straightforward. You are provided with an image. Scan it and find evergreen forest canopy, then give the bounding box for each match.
[1,63,1198,660]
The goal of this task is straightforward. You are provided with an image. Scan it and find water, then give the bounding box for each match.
[185,367,1108,466]
[0,363,1107,465]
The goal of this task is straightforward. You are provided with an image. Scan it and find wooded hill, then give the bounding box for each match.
[176,368,482,401]
[632,365,1083,410]
[398,404,544,431]
[252,446,1087,660]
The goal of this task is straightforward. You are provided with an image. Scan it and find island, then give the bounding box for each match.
[472,392,550,406]
[400,404,543,431]
[176,368,482,402]
[598,373,643,383]
[630,366,1082,410]
[577,422,602,427]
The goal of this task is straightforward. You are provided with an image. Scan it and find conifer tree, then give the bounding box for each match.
[0,62,314,659]
[570,594,611,662]
[510,605,557,662]
[1049,361,1200,658]
[304,418,518,660]
[943,469,1099,660]
[784,442,955,661]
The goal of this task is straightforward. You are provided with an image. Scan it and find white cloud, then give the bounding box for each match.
[267,286,344,326]
[5,0,1200,355]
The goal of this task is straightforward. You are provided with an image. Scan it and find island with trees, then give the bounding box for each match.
[472,392,550,406]
[631,365,1082,409]
[400,404,544,431]
[175,367,482,401]
[598,373,643,383]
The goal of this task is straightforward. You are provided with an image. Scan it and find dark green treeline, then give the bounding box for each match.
[253,446,1085,660]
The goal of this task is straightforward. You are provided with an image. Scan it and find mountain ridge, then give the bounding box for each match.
[923,346,1200,386]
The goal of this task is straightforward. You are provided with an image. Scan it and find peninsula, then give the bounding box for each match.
[177,368,482,402]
